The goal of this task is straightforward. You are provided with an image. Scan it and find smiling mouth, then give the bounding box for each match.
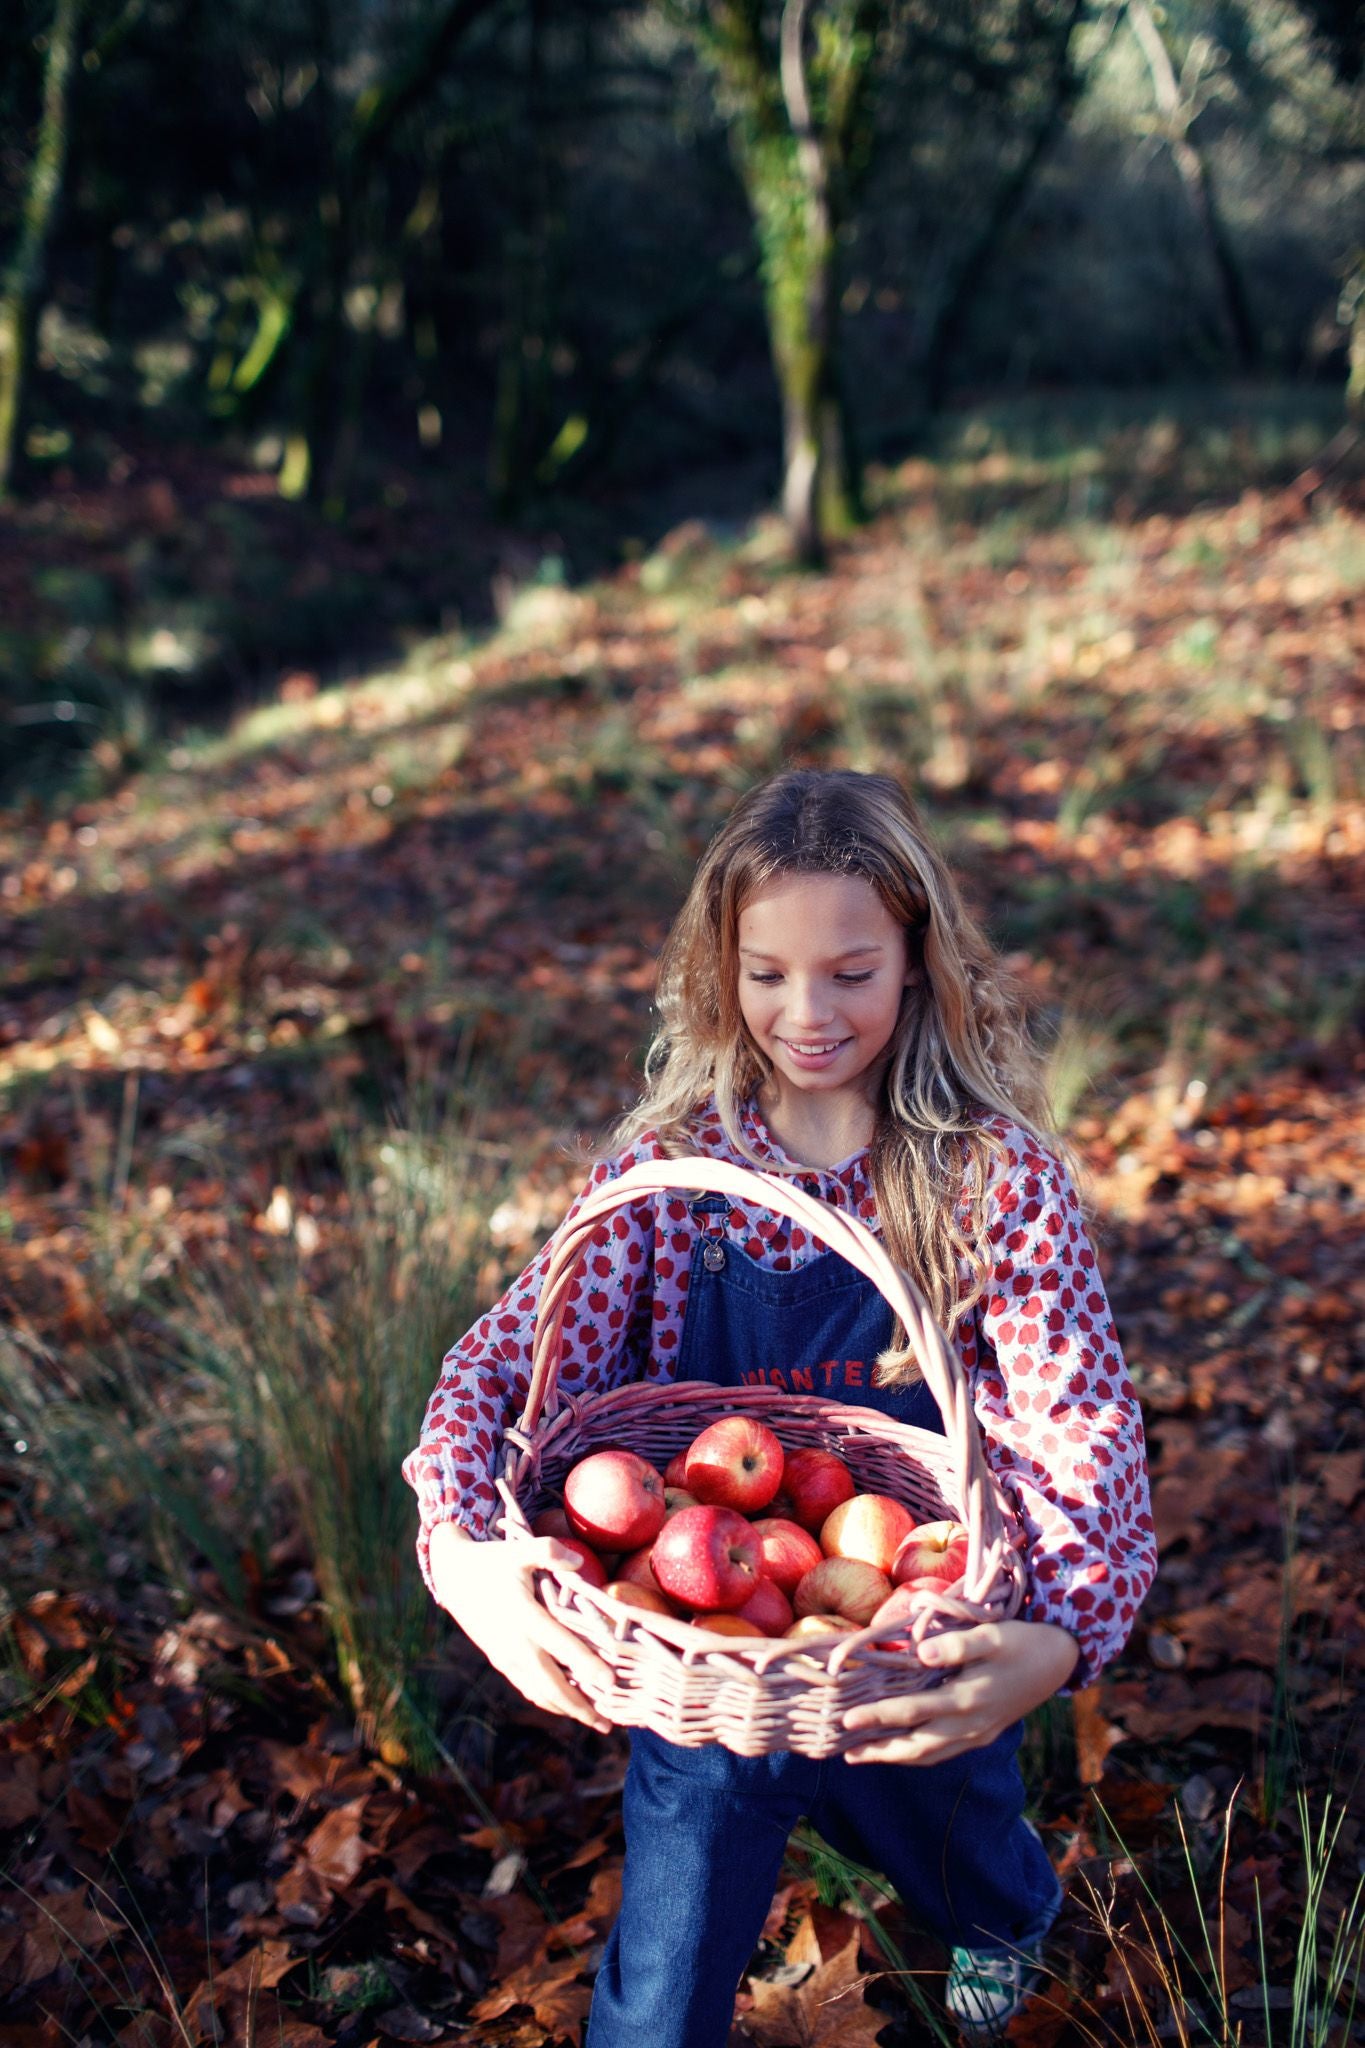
[781,1039,848,1056]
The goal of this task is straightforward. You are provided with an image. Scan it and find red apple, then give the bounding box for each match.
[784,1612,860,1641]
[781,1448,856,1532]
[605,1580,674,1615]
[683,1417,785,1513]
[531,1506,574,1541]
[731,1577,795,1637]
[617,1544,671,1599]
[551,1537,608,1589]
[891,1520,970,1589]
[793,1557,891,1627]
[664,1451,690,1488]
[692,1612,766,1637]
[869,1584,931,1634]
[564,1449,666,1551]
[820,1493,917,1574]
[663,1487,698,1519]
[748,1518,824,1597]
[650,1505,762,1611]
[869,1585,957,1651]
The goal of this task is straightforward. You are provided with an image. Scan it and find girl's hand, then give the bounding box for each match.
[428,1520,615,1735]
[841,1619,1079,1766]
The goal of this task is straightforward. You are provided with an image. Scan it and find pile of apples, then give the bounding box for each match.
[529,1416,969,1644]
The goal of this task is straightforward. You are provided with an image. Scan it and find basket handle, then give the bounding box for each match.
[516,1156,1014,1573]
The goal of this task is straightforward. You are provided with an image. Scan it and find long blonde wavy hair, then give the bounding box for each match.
[608,768,1074,1384]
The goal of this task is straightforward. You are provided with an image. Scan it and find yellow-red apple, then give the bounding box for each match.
[793,1557,891,1627]
[820,1493,917,1574]
[605,1580,674,1615]
[691,1612,766,1637]
[891,1520,969,1588]
[783,1613,860,1641]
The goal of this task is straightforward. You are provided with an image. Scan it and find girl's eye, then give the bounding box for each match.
[744,970,876,986]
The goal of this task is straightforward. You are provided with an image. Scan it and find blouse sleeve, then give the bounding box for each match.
[966,1135,1157,1691]
[400,1149,659,1598]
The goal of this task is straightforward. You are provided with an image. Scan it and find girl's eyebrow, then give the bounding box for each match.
[738,942,886,961]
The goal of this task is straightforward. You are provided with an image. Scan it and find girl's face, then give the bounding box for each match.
[736,871,912,1110]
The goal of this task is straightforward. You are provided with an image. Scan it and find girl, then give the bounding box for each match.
[403,768,1156,2043]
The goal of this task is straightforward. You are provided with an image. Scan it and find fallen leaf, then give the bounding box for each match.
[1072,1686,1128,1785]
[485,1891,554,1977]
[303,1792,374,1889]
[1179,1773,1219,1822]
[184,1943,305,2044]
[470,1951,593,2044]
[373,2006,449,2042]
[388,1819,462,1884]
[1103,1668,1273,1742]
[484,1848,527,1897]
[0,1752,43,1828]
[1318,1450,1363,1508]
[1146,1629,1185,1670]
[1005,1974,1080,2047]
[1086,1774,1170,1838]
[744,1920,886,2047]
[274,1859,334,1927]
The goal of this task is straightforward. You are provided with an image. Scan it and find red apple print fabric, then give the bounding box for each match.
[401,1098,1156,1689]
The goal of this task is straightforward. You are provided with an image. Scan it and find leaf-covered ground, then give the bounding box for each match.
[2,407,1363,2045]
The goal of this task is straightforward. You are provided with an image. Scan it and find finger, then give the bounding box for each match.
[843,1692,942,1734]
[845,1732,970,1766]
[520,1535,589,1572]
[525,1649,613,1733]
[529,1610,618,1690]
[918,1623,1002,1673]
[530,1619,618,1700]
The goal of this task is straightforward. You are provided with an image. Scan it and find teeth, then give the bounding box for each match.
[789,1042,840,1054]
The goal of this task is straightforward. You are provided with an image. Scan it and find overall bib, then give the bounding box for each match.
[585,1199,1061,2048]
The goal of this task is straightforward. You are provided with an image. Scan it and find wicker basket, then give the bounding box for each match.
[490,1158,1027,1757]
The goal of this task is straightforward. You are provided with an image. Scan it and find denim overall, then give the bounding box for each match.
[584,1197,1061,2048]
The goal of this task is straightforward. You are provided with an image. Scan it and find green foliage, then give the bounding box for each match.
[0,1076,503,1770]
[171,1087,503,1765]
[1085,1782,1365,2048]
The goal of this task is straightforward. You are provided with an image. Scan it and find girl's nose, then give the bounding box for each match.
[786,979,834,1028]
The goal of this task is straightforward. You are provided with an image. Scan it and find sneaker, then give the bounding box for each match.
[944,1943,1046,2036]
[944,1820,1058,2036]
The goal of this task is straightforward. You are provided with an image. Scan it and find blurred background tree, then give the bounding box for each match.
[0,0,1359,750]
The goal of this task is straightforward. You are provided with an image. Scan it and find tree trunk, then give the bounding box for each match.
[237,0,500,513]
[1128,0,1260,372]
[1344,250,1365,426]
[0,0,83,498]
[697,0,877,567]
[918,0,1091,414]
[489,0,554,515]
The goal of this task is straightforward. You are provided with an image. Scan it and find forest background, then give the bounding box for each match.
[1,0,1363,2044]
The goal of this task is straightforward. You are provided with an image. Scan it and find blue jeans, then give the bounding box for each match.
[585,1723,1061,2048]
